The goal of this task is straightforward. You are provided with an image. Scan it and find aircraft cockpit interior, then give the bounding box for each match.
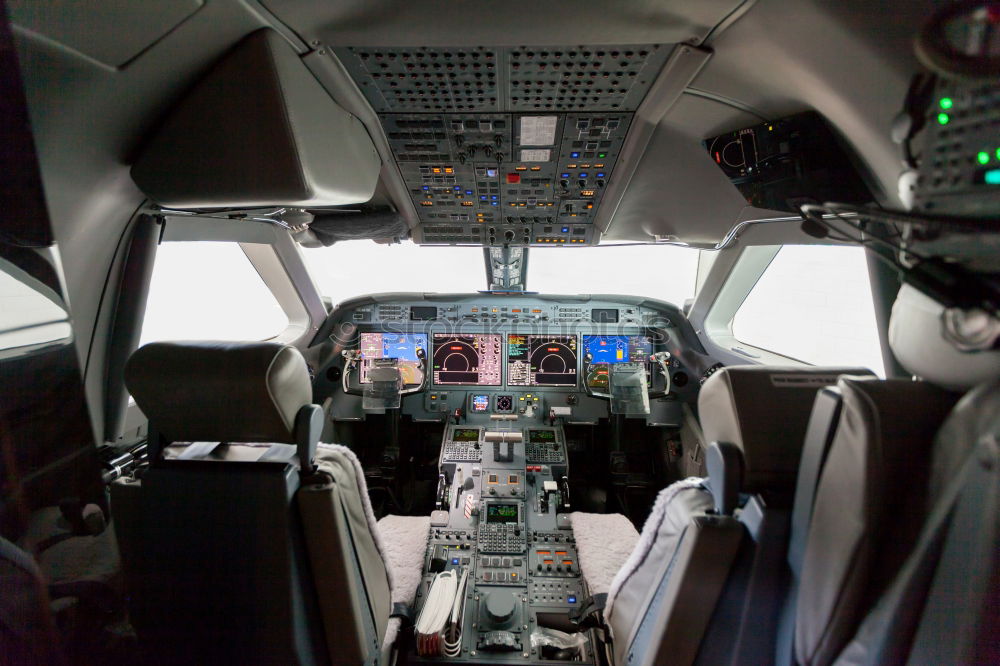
[1,1,999,665]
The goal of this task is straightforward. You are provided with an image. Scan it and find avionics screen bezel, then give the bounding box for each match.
[506,334,579,388]
[431,333,503,386]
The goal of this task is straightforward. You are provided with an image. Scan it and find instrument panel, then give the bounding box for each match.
[315,294,705,425]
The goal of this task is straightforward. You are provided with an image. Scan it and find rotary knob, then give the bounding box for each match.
[485,590,516,626]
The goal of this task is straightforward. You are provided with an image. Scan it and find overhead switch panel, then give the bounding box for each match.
[333,45,672,246]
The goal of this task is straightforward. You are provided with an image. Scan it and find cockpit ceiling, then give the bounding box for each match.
[333,45,672,246]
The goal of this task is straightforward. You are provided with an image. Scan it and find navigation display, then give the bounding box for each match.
[486,503,519,524]
[359,332,427,384]
[507,335,578,387]
[432,334,503,386]
[584,335,653,389]
[583,335,652,364]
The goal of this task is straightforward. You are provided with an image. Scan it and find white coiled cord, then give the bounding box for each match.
[416,568,468,657]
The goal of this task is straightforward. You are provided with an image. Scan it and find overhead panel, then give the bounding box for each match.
[333,45,672,246]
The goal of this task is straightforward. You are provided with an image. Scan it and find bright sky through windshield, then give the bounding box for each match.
[302,241,701,309]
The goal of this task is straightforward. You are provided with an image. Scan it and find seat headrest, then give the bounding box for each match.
[698,365,875,492]
[889,284,1000,392]
[125,341,312,444]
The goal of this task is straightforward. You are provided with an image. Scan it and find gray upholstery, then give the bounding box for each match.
[794,377,958,666]
[613,515,744,666]
[598,365,874,666]
[125,341,311,444]
[298,445,393,662]
[130,29,380,208]
[699,365,875,493]
[833,378,1000,665]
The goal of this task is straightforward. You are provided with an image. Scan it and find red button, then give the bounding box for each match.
[507,173,521,184]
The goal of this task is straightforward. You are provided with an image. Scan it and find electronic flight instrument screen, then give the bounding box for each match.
[432,334,503,386]
[358,332,427,384]
[507,335,578,387]
[583,335,653,388]
[486,503,520,524]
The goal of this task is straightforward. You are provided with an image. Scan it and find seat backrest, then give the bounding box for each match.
[793,377,958,666]
[113,341,392,664]
[832,377,1000,665]
[610,365,873,666]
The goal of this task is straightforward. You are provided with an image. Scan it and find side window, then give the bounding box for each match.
[731,245,885,375]
[140,242,288,345]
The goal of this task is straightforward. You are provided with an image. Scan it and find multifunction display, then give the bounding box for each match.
[486,503,520,524]
[432,334,503,386]
[583,335,653,389]
[358,333,427,384]
[507,335,578,387]
[528,429,557,444]
[583,335,652,364]
[452,428,481,442]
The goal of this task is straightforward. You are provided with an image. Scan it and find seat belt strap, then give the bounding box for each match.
[903,438,998,665]
[830,439,997,665]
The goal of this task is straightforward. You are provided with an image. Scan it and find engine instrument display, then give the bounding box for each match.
[358,332,427,384]
[507,335,578,387]
[432,334,503,386]
[583,335,653,389]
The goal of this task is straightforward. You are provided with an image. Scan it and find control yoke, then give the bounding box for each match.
[341,347,430,403]
[582,351,673,415]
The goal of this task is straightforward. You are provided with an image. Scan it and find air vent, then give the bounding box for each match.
[509,45,663,112]
[335,45,669,114]
[342,47,499,113]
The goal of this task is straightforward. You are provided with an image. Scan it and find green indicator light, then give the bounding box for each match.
[937,113,950,125]
[985,169,1000,185]
[978,151,990,165]
[996,147,1000,160]
[939,97,953,110]
[597,152,607,158]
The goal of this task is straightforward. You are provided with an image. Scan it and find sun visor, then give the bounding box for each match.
[130,29,380,209]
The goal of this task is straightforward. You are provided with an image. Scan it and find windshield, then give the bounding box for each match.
[302,241,701,308]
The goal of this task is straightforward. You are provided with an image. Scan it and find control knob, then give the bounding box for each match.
[485,591,517,626]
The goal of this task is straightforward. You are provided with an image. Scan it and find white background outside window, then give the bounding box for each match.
[731,245,885,375]
[139,242,288,345]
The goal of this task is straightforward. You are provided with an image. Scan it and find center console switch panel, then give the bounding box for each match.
[412,422,594,663]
